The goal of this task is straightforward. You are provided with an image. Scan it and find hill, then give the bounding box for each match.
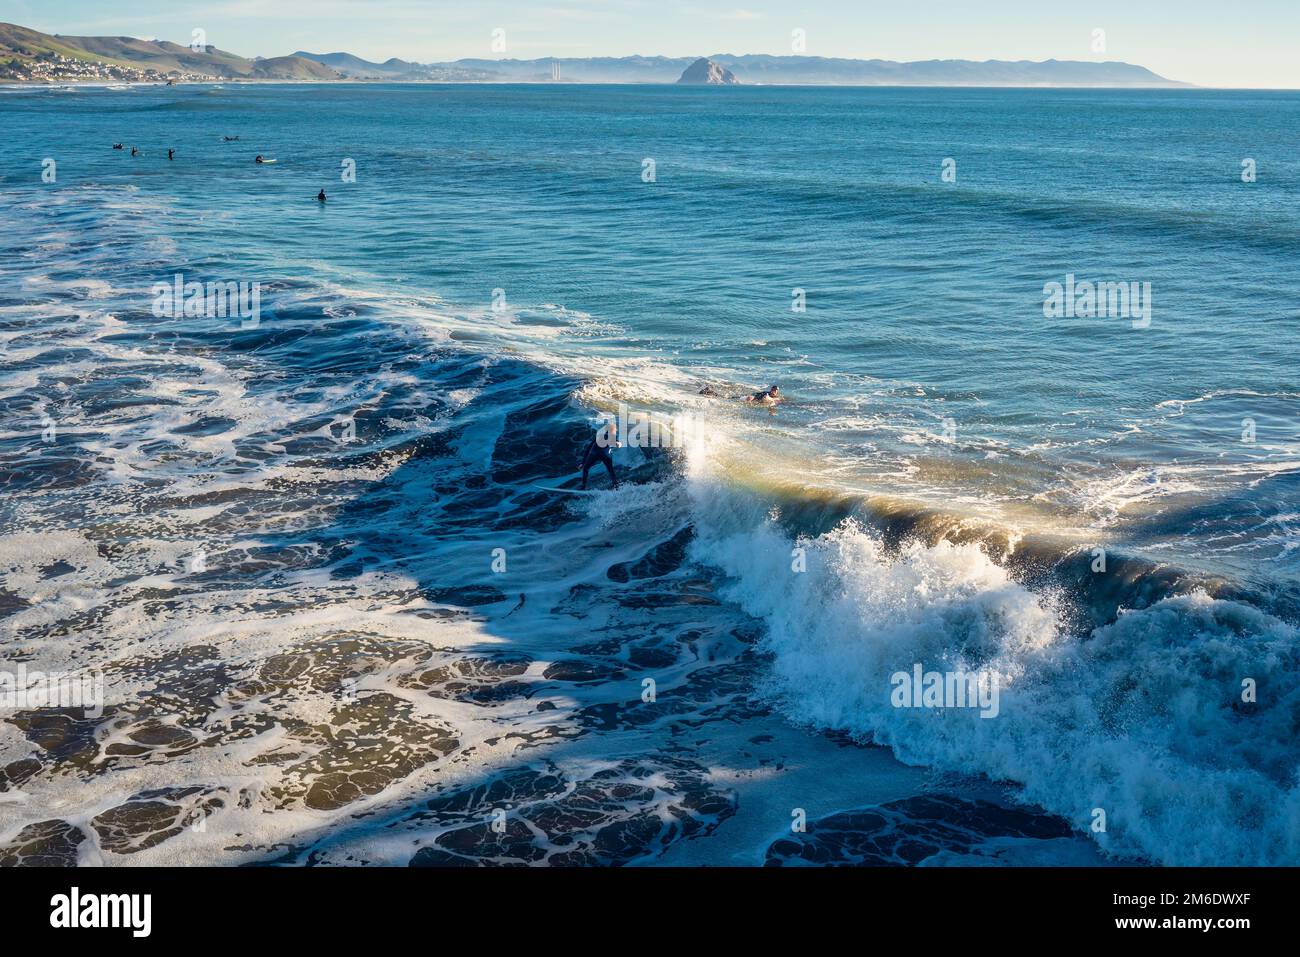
[0,22,339,80]
[292,51,420,79]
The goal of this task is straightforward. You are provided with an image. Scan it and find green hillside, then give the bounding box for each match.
[0,22,138,67]
[0,22,340,80]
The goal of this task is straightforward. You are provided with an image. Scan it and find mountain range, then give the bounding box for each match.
[1,22,1190,87]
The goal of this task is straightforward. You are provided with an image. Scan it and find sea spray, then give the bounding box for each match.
[685,463,1300,865]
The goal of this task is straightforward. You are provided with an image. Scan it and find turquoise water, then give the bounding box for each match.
[1,83,1298,866]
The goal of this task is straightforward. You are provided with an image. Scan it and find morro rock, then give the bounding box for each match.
[676,58,738,85]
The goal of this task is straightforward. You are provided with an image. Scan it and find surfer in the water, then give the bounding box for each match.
[168,149,175,160]
[698,383,782,406]
[578,419,620,491]
[255,155,266,164]
[317,189,327,202]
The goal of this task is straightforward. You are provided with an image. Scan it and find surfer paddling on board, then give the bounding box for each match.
[578,418,621,491]
[697,383,783,408]
[744,384,782,406]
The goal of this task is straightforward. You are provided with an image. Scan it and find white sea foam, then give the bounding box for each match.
[685,445,1300,864]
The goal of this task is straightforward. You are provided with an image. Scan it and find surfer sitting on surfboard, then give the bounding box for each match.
[578,419,621,491]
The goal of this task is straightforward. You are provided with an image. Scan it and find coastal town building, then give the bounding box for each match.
[0,50,215,83]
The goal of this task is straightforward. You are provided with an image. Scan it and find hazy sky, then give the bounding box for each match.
[3,0,1297,88]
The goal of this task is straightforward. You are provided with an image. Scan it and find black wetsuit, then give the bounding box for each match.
[579,432,618,490]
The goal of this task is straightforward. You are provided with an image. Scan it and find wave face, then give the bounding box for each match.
[1,84,1298,866]
[685,454,1300,865]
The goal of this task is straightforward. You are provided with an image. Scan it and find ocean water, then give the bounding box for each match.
[1,83,1298,866]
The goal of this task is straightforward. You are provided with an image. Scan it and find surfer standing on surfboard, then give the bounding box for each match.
[578,418,621,491]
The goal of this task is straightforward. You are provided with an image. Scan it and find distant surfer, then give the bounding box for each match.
[167,148,175,160]
[744,385,781,406]
[317,189,327,202]
[131,147,139,157]
[112,143,124,150]
[697,383,783,406]
[223,135,240,141]
[255,155,266,164]
[578,419,620,491]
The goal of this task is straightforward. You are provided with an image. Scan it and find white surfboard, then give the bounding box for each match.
[533,484,599,495]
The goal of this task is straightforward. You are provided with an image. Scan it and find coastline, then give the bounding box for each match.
[0,77,1205,88]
